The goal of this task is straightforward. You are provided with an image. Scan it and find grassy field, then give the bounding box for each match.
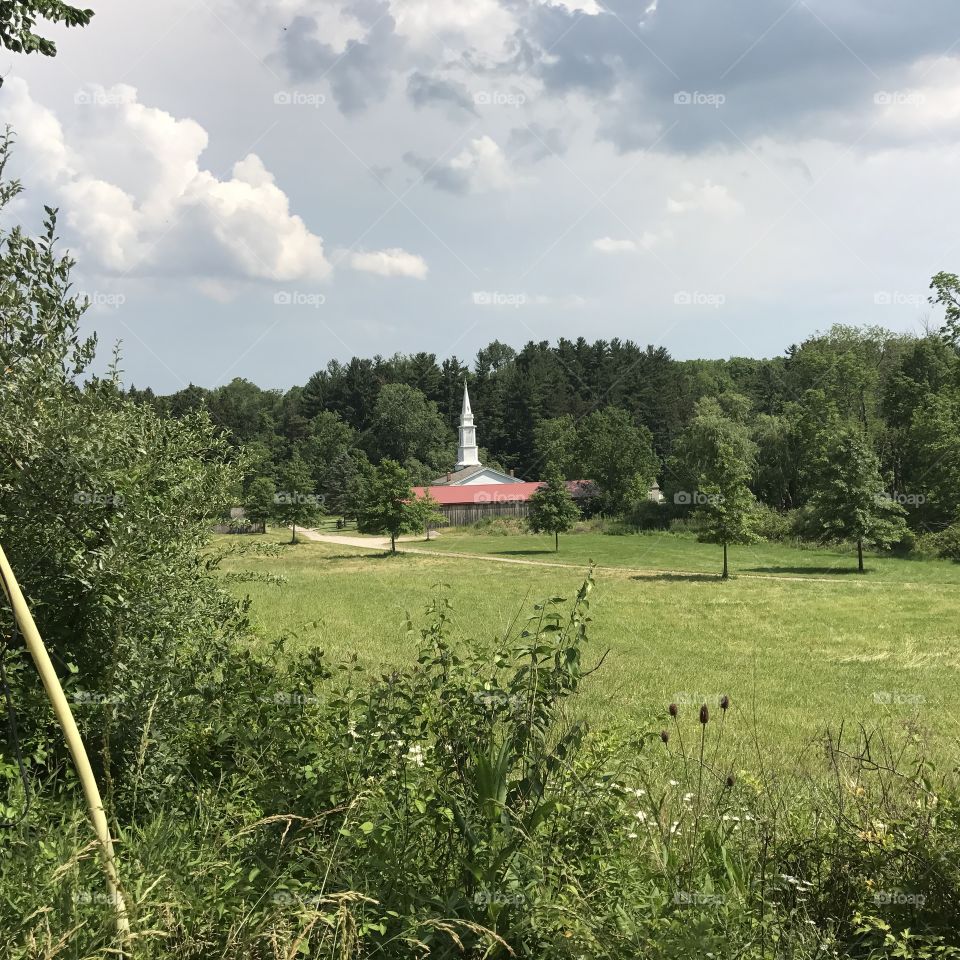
[218,528,960,775]
[413,527,960,584]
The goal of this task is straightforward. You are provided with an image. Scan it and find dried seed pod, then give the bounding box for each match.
[720,694,730,712]
[660,729,670,744]
[699,704,709,725]
[668,703,679,718]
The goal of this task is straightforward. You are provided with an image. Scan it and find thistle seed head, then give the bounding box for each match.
[668,702,678,718]
[699,704,709,725]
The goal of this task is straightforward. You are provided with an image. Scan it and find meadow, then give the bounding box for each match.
[220,528,960,772]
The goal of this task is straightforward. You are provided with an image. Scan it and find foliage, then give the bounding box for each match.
[244,476,277,527]
[0,0,93,56]
[274,454,321,542]
[527,467,580,550]
[354,458,415,550]
[408,490,445,540]
[807,427,908,572]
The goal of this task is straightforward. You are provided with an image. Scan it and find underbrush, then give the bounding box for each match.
[2,573,959,959]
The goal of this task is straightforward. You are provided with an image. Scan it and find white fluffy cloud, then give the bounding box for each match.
[4,79,426,292]
[349,247,429,278]
[4,79,332,284]
[593,232,665,254]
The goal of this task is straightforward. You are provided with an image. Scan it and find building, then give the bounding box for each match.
[412,384,597,526]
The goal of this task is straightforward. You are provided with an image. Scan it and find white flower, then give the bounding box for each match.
[627,831,638,839]
[634,811,647,822]
[669,779,679,786]
[683,793,695,803]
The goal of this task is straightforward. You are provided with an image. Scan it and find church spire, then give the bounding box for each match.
[456,382,481,469]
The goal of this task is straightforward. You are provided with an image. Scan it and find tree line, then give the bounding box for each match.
[128,312,960,542]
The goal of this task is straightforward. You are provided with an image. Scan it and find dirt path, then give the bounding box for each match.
[294,529,878,584]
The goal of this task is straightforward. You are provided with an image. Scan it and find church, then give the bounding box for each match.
[412,384,598,526]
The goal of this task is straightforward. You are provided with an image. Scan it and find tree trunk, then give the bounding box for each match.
[857,538,864,573]
[555,530,559,552]
[391,532,396,553]
[291,522,297,544]
[722,542,729,580]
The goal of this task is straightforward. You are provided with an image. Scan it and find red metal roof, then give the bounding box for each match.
[412,481,595,505]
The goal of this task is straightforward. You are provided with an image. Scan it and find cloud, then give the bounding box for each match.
[593,231,667,254]
[593,236,637,253]
[406,70,478,115]
[5,78,332,284]
[277,5,400,114]
[406,135,524,193]
[508,123,567,162]
[667,180,744,217]
[349,247,428,277]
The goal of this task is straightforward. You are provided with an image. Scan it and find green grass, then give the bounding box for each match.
[414,528,960,584]
[218,529,960,773]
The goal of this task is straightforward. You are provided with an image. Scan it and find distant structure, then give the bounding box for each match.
[414,383,594,525]
[432,384,524,487]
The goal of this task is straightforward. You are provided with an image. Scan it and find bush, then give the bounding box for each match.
[752,504,796,542]
[624,499,671,531]
[929,523,960,561]
[469,516,527,535]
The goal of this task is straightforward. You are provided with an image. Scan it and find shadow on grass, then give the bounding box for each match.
[631,573,721,583]
[744,565,863,577]
[486,548,561,557]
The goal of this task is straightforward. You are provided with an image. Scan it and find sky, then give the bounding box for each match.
[4,0,960,393]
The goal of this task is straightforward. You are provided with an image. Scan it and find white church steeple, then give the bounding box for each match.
[455,382,481,469]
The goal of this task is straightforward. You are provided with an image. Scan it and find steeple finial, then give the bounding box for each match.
[462,381,472,416]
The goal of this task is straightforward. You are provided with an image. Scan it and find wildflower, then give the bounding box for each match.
[720,694,730,712]
[682,792,694,803]
[627,831,638,839]
[660,729,670,744]
[668,702,678,718]
[699,703,709,725]
[634,811,647,822]
[669,779,679,786]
